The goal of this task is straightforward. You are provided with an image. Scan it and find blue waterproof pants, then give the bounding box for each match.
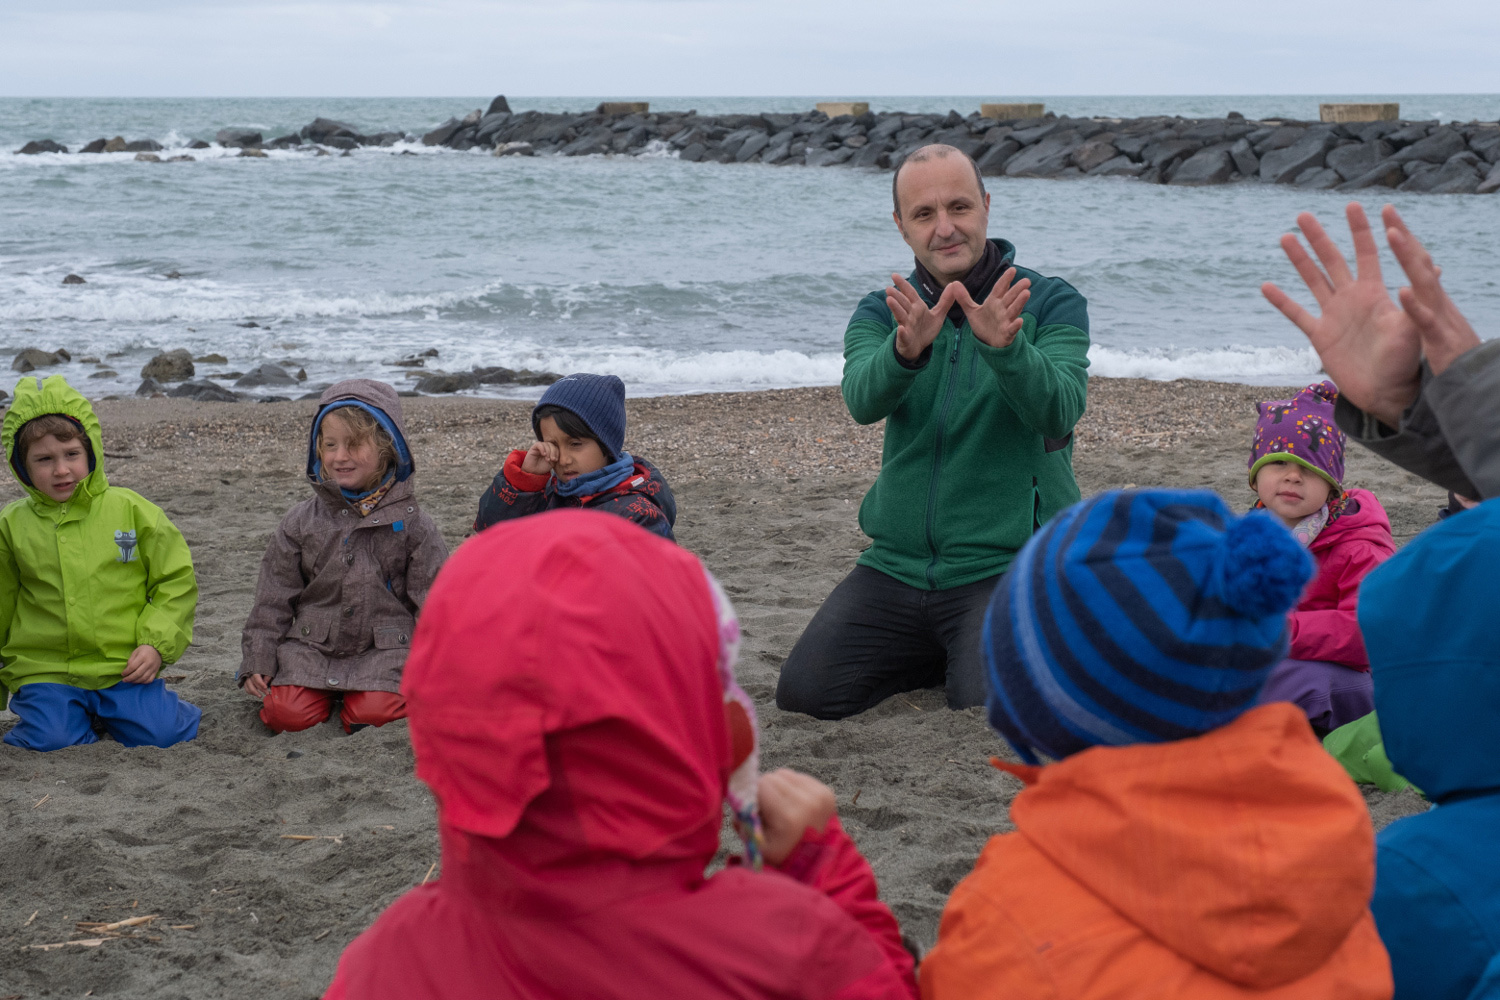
[3,680,201,752]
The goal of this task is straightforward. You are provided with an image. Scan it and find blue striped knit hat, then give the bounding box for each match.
[984,489,1314,764]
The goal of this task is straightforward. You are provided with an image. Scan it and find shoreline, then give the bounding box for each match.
[0,379,1436,996]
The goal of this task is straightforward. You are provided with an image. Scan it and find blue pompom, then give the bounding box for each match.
[1218,512,1314,618]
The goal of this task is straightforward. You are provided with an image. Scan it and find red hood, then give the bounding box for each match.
[1312,488,1391,554]
[402,509,731,884]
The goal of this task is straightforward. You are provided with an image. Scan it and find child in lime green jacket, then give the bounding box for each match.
[0,376,200,752]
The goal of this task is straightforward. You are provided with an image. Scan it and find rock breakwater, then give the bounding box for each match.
[14,97,1500,194]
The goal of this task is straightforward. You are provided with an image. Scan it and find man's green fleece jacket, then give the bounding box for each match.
[842,238,1090,590]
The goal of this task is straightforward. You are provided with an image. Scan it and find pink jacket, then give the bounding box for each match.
[1290,489,1395,669]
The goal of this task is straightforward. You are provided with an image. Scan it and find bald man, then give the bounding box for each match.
[776,144,1091,720]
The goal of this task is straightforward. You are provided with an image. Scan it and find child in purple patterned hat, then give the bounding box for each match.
[1248,380,1396,736]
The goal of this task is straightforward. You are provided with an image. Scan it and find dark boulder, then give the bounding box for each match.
[124,139,162,152]
[422,118,463,147]
[1327,140,1393,181]
[216,128,263,148]
[1229,138,1259,176]
[1010,121,1061,146]
[736,132,771,162]
[168,380,240,402]
[18,140,67,154]
[234,363,299,388]
[136,378,166,397]
[1168,148,1234,186]
[1114,128,1174,158]
[12,348,69,372]
[1338,159,1405,190]
[414,372,480,393]
[103,137,128,152]
[1070,139,1118,173]
[1089,155,1145,177]
[322,136,358,151]
[679,142,707,162]
[265,134,303,149]
[188,139,211,150]
[1469,130,1500,163]
[486,95,512,115]
[80,138,108,154]
[475,112,512,143]
[1005,132,1084,177]
[806,146,856,167]
[1254,126,1305,155]
[140,349,195,382]
[1400,152,1482,194]
[1478,162,1500,195]
[1384,122,1433,147]
[363,131,404,147]
[1391,127,1467,164]
[974,139,1020,175]
[850,141,892,168]
[1260,130,1337,184]
[1140,138,1202,171]
[562,127,613,156]
[1294,166,1343,190]
[301,118,362,143]
[62,273,86,285]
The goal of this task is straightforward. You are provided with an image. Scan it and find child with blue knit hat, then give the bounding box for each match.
[474,373,676,539]
[921,489,1394,999]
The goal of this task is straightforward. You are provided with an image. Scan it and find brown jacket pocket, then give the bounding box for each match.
[289,613,333,645]
[373,624,413,650]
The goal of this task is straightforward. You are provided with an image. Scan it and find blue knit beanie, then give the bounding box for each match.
[984,488,1314,764]
[531,373,627,461]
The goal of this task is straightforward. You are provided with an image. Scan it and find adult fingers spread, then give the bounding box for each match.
[1282,234,1335,307]
[1261,282,1319,337]
[1397,287,1440,332]
[1345,202,1385,285]
[1386,225,1442,302]
[1298,211,1355,288]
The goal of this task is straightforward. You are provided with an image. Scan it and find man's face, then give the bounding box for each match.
[893,154,991,283]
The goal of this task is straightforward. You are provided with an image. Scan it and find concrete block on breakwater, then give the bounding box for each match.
[816,102,869,118]
[982,103,1045,120]
[1321,103,1400,123]
[597,101,649,115]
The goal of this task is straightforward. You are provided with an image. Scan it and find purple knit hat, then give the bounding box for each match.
[1248,380,1346,489]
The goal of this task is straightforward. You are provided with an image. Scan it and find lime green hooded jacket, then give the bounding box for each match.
[0,376,197,705]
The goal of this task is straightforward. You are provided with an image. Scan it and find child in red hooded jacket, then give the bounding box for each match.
[324,509,916,1000]
[1248,380,1396,736]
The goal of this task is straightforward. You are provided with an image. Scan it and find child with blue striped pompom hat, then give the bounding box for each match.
[921,489,1395,1000]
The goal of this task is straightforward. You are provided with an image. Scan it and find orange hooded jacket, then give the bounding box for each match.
[920,703,1392,999]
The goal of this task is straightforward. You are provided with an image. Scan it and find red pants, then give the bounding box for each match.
[260,685,407,734]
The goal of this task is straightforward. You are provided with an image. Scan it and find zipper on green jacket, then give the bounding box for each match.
[924,335,962,589]
[1032,476,1042,533]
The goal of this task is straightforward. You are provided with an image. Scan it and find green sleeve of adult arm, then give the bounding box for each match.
[841,293,924,425]
[135,507,198,666]
[976,316,1091,440]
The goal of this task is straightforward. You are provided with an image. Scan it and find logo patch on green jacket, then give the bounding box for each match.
[114,529,138,563]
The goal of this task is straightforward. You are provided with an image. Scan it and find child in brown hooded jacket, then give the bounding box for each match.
[239,380,448,733]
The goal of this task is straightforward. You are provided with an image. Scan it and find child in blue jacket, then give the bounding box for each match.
[1360,498,1500,1000]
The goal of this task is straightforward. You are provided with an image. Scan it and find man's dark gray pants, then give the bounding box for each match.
[775,565,1001,720]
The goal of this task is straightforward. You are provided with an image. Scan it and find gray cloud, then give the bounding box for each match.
[1,0,1496,97]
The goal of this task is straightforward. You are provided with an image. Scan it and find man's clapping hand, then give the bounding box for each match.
[886,268,1033,361]
[953,267,1031,349]
[886,274,958,362]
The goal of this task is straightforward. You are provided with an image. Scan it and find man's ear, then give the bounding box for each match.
[983,191,991,212]
[892,209,905,238]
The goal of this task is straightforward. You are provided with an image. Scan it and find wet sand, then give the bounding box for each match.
[0,380,1433,998]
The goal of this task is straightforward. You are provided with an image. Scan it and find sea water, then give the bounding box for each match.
[2,96,1498,398]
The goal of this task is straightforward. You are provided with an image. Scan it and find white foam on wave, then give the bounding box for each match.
[1087,344,1323,384]
[472,345,845,394]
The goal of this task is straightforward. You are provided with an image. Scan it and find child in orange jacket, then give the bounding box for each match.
[920,489,1393,1000]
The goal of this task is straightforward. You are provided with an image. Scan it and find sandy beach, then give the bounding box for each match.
[0,378,1434,998]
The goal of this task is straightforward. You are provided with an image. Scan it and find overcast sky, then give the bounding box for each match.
[2,0,1497,98]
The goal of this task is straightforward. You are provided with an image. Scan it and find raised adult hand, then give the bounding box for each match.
[953,267,1031,349]
[886,274,959,362]
[1383,204,1481,377]
[520,439,559,477]
[1261,202,1420,428]
[758,767,837,866]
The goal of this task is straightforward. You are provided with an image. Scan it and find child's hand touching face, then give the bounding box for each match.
[758,768,838,865]
[521,439,560,477]
[121,644,162,684]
